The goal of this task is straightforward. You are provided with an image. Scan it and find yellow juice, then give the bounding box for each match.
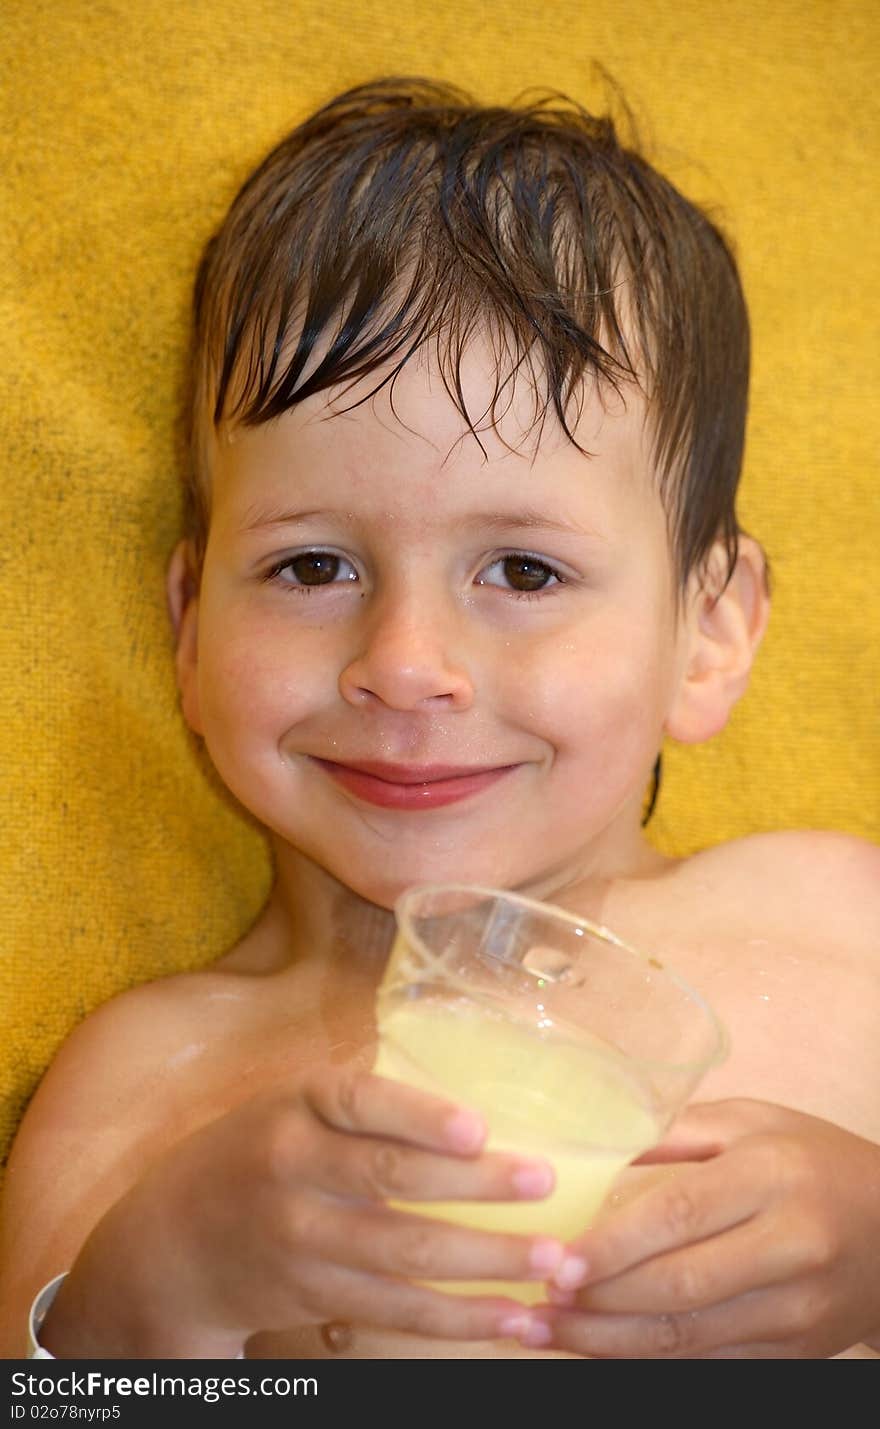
[374,997,660,1303]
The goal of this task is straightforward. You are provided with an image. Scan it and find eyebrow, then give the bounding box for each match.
[239,506,333,532]
[461,509,606,541]
[239,505,605,541]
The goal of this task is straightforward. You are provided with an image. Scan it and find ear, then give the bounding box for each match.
[166,539,204,735]
[665,535,770,744]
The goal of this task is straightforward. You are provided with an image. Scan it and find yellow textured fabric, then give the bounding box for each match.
[1,0,878,1168]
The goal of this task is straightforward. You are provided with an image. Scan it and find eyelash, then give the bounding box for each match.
[262,550,566,599]
[478,553,565,598]
[262,552,357,594]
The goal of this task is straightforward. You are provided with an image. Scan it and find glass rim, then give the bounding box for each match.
[392,881,729,1074]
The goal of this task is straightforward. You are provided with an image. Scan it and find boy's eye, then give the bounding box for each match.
[477,554,562,593]
[270,552,358,587]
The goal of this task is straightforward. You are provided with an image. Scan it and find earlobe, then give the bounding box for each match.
[165,539,204,735]
[665,536,770,744]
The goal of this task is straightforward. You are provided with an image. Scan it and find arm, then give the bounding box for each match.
[0,987,565,1357]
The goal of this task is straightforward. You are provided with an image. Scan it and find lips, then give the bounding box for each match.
[309,757,519,810]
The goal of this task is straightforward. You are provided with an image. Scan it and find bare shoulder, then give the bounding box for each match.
[4,973,217,1195]
[676,830,880,949]
[682,826,879,885]
[12,958,283,1175]
[646,833,880,1136]
[2,962,277,1233]
[0,968,242,1350]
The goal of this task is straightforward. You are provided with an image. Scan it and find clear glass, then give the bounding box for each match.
[373,883,727,1304]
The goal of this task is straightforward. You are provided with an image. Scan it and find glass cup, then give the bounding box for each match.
[373,883,727,1303]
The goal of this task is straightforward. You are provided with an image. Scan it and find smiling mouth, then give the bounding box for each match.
[309,757,520,810]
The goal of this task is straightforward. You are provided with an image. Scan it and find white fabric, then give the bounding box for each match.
[27,1272,68,1358]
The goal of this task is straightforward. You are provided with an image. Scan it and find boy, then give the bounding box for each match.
[1,77,878,1360]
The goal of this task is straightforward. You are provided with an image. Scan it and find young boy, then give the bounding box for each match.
[1,77,878,1361]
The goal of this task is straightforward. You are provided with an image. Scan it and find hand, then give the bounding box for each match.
[524,1099,880,1359]
[42,1068,569,1357]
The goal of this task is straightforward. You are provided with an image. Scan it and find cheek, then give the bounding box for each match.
[196,610,327,750]
[503,619,676,755]
[505,628,671,731]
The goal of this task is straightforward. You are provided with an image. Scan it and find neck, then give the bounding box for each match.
[258,815,671,975]
[266,843,397,972]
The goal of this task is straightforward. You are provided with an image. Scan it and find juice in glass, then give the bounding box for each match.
[374,885,725,1303]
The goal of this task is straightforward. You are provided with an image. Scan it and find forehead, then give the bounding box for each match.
[210,332,664,539]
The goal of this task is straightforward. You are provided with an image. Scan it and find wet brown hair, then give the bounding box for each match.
[188,76,750,587]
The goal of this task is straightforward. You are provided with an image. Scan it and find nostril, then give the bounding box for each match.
[338,650,474,712]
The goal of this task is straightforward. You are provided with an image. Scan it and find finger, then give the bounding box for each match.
[283,1257,546,1345]
[289,1200,568,1286]
[571,1207,801,1314]
[634,1098,791,1165]
[308,1120,556,1206]
[563,1149,767,1287]
[305,1069,489,1154]
[527,1288,806,1359]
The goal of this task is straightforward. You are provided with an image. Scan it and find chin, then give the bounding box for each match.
[339,854,539,912]
[344,869,447,912]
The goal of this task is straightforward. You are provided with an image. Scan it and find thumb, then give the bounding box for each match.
[633,1097,777,1164]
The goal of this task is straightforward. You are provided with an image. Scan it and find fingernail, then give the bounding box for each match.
[521,1317,553,1348]
[529,1238,564,1276]
[444,1109,486,1153]
[511,1162,554,1198]
[497,1312,531,1339]
[498,1312,553,1347]
[553,1254,589,1291]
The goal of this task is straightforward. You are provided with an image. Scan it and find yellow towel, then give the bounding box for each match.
[2,0,878,1170]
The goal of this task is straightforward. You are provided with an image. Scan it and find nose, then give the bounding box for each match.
[338,593,475,713]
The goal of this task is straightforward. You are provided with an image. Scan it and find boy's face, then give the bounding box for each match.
[180,338,694,906]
